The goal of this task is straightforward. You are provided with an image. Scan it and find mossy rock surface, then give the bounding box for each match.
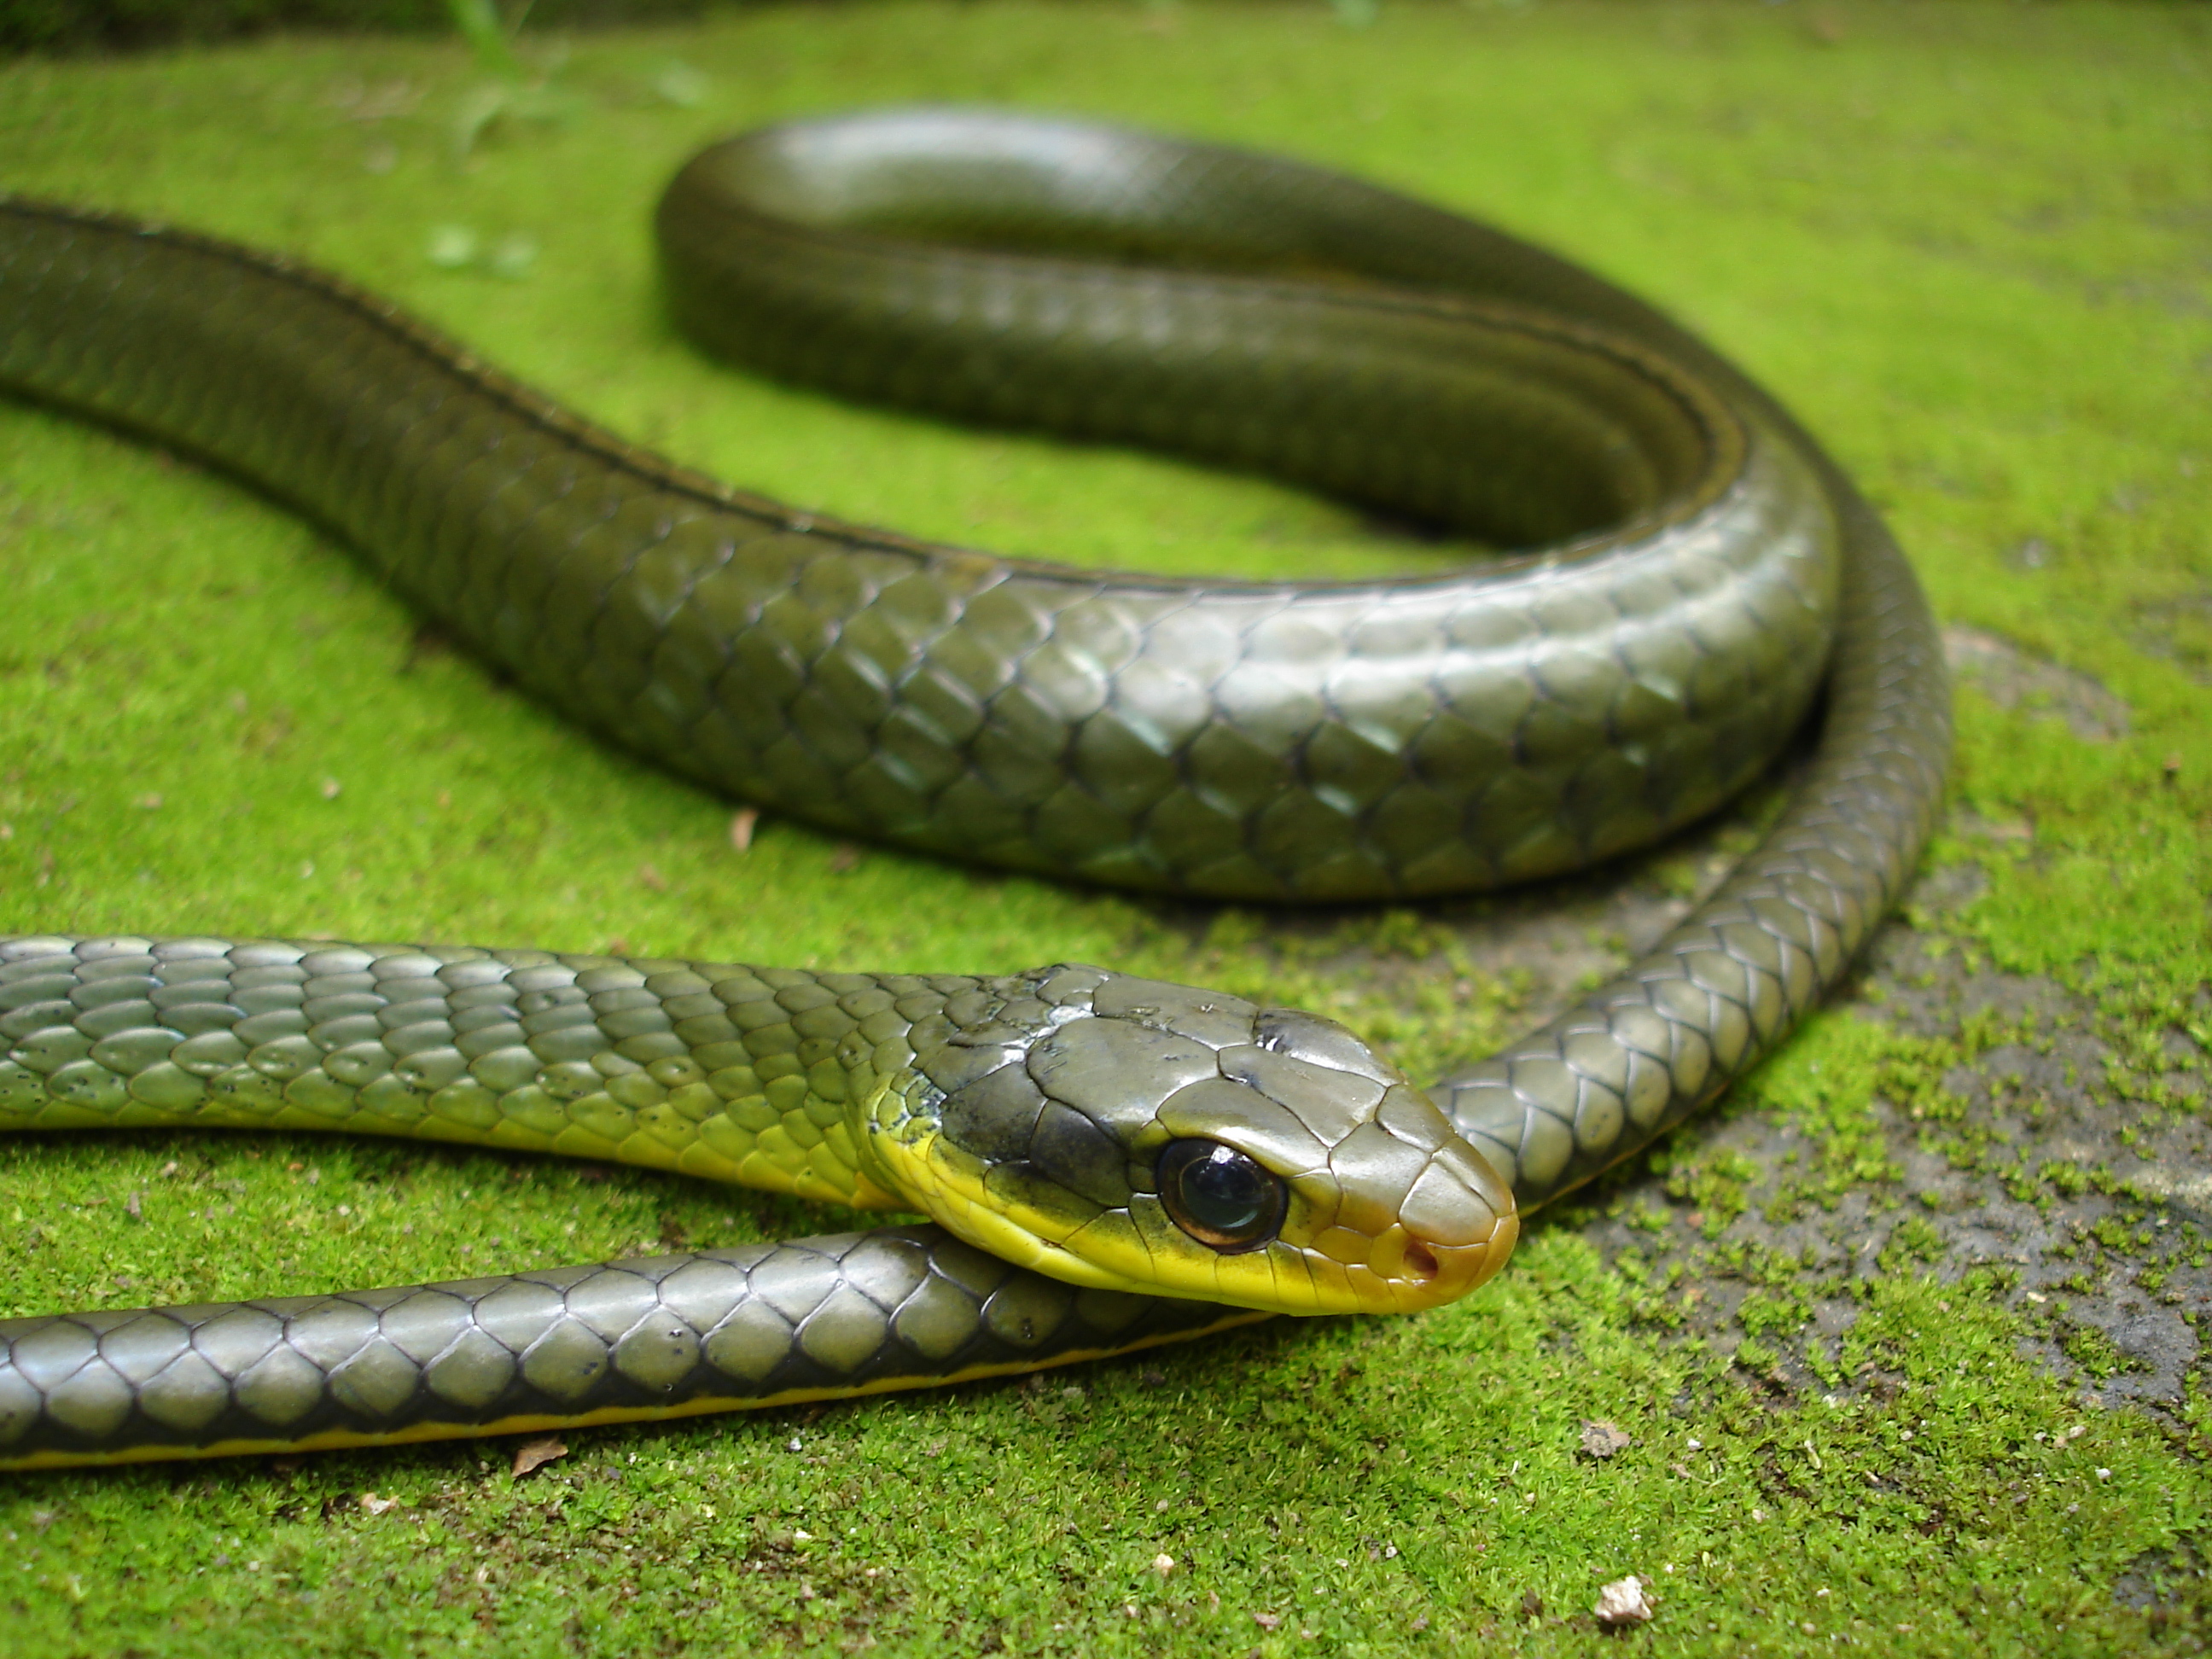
[2,3,2209,1652]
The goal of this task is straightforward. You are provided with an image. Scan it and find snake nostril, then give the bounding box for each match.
[1402,1241,1439,1282]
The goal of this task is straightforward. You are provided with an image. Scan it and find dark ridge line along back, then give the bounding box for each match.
[0,108,1949,1468]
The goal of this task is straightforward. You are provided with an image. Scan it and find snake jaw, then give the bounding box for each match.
[861,964,1517,1316]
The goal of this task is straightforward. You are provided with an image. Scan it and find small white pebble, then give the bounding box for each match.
[2097,1469,2112,1481]
[786,1438,802,1453]
[427,225,478,268]
[792,1528,812,1542]
[1686,1437,1703,1450]
[1152,1553,1175,1577]
[1592,1575,1655,1627]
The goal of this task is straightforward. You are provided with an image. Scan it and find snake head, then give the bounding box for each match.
[861,964,1516,1316]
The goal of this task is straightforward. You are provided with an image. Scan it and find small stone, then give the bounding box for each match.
[1580,1420,1632,1459]
[358,1492,397,1516]
[729,808,760,852]
[427,225,478,269]
[1151,1553,1175,1577]
[1593,1575,1656,1627]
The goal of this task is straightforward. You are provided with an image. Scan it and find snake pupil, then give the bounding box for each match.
[1156,1139,1286,1253]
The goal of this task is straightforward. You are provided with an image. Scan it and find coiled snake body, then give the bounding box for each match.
[0,110,1947,1469]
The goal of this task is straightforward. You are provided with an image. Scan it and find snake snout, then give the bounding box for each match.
[1314,1092,1519,1313]
[1395,1148,1521,1310]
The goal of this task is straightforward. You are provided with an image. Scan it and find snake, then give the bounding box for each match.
[0,108,1948,1470]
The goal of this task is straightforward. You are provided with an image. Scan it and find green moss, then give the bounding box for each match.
[3,3,2210,1654]
[0,0,710,55]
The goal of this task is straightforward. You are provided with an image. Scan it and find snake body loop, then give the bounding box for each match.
[0,110,1947,1469]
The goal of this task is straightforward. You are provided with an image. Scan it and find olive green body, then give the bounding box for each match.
[0,109,1948,1469]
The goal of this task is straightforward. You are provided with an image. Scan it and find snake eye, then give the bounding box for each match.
[1156,1139,1286,1254]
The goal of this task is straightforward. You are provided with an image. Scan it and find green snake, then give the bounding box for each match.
[0,109,1948,1470]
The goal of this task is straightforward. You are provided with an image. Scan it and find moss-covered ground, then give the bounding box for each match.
[2,2,2209,1651]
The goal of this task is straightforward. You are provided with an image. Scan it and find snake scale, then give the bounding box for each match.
[0,109,1947,1469]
